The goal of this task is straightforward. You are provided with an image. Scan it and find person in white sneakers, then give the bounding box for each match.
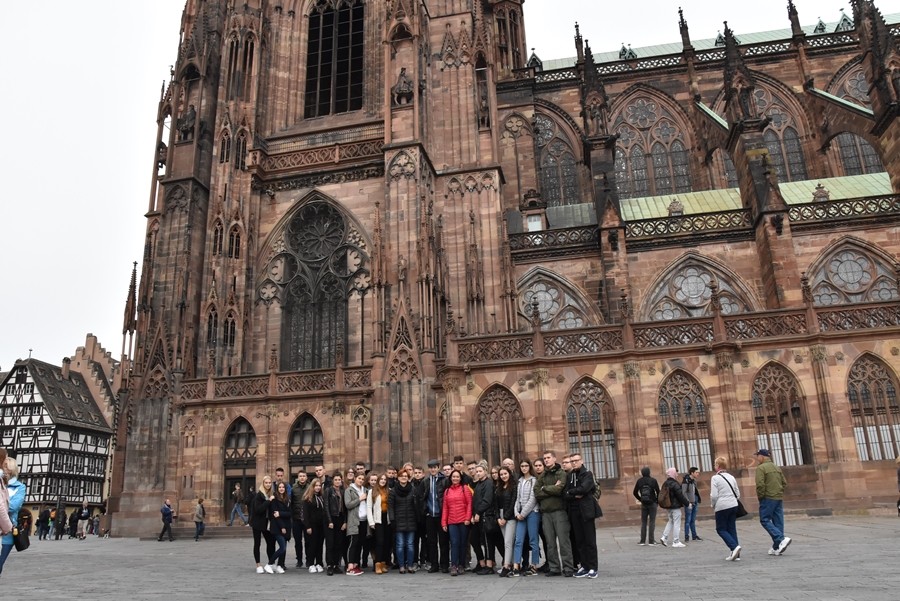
[658,467,691,548]
[709,456,742,561]
[754,449,791,556]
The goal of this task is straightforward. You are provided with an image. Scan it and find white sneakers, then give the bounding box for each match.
[263,564,275,574]
[315,564,324,572]
[777,537,792,555]
[726,546,741,561]
[275,565,285,574]
[671,541,686,548]
[309,565,317,573]
[256,566,265,574]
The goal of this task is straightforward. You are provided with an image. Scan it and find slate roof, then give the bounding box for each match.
[541,13,900,71]
[14,358,113,434]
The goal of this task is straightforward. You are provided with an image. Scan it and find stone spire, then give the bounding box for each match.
[722,22,759,123]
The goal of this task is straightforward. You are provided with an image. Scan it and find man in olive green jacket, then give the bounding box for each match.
[535,450,575,576]
[754,449,791,555]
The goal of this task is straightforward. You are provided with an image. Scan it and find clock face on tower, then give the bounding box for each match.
[259,282,277,301]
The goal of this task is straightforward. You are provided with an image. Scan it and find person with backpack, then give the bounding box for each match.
[632,466,660,546]
[658,467,691,548]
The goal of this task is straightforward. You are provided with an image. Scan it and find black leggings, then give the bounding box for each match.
[253,528,275,564]
[305,526,324,567]
[372,522,391,564]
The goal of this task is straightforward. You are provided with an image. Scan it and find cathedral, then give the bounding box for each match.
[110,0,900,534]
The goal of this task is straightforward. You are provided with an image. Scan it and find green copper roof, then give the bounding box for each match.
[620,172,893,220]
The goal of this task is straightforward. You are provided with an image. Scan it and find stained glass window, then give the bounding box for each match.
[304,0,365,118]
[658,372,713,472]
[289,413,325,468]
[847,355,900,461]
[476,386,525,468]
[566,379,618,479]
[808,245,899,306]
[223,418,257,462]
[836,132,885,176]
[279,202,369,370]
[751,364,810,466]
[612,97,693,199]
[207,309,218,346]
[534,115,583,206]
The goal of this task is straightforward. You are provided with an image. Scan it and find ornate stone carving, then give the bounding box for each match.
[812,182,830,202]
[623,361,640,380]
[715,352,734,371]
[251,166,385,192]
[391,67,414,105]
[533,369,549,385]
[388,150,417,180]
[441,376,460,392]
[810,345,827,362]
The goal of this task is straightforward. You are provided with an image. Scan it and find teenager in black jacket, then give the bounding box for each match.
[494,467,518,576]
[632,466,661,546]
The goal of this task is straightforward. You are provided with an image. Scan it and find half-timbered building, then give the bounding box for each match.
[111,0,900,534]
[0,358,114,507]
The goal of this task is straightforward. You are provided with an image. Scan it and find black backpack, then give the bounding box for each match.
[639,483,655,505]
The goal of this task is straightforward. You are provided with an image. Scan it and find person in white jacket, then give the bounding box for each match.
[709,456,742,561]
[512,460,541,576]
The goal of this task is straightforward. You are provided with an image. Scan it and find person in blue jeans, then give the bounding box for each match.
[512,460,541,576]
[388,470,418,573]
[754,449,791,555]
[1,457,27,577]
[682,467,702,541]
[229,483,249,526]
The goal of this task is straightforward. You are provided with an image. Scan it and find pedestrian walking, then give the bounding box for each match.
[682,467,702,541]
[754,449,791,555]
[658,467,691,548]
[157,498,175,542]
[709,457,741,561]
[193,498,206,542]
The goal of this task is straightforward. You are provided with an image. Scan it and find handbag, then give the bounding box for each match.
[13,526,30,551]
[717,473,748,519]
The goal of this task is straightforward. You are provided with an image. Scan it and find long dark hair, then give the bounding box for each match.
[496,466,514,491]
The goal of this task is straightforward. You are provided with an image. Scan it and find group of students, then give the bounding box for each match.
[243,450,603,579]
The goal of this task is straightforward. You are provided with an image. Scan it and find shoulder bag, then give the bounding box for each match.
[717,473,748,518]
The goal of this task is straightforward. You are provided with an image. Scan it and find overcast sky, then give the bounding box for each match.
[0,0,891,370]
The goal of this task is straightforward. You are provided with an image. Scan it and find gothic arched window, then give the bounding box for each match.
[207,308,218,346]
[835,132,884,176]
[212,221,224,255]
[278,202,369,370]
[219,133,231,164]
[613,96,693,199]
[808,244,899,306]
[227,226,241,259]
[223,313,237,348]
[288,413,325,469]
[533,114,582,207]
[658,372,713,471]
[566,379,618,479]
[304,0,365,118]
[751,364,811,466]
[752,88,808,182]
[476,386,525,468]
[223,418,257,464]
[847,355,900,461]
[519,273,595,330]
[235,132,248,170]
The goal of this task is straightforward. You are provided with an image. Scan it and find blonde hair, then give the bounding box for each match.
[259,475,273,496]
[5,457,19,478]
[714,456,728,470]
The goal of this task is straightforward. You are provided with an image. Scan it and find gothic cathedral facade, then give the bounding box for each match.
[110,0,900,533]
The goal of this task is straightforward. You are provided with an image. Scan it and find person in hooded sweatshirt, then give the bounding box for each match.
[632,466,660,546]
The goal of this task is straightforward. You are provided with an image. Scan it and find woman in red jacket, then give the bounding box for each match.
[441,469,473,576]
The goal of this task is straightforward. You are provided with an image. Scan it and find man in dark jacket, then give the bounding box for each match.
[659,467,691,548]
[563,454,599,579]
[537,450,575,576]
[682,467,702,541]
[291,471,311,568]
[632,466,660,546]
[422,459,449,573]
[157,498,175,542]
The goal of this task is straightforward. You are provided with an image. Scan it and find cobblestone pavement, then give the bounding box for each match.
[4,514,898,600]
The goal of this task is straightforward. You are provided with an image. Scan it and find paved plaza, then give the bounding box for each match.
[4,513,898,600]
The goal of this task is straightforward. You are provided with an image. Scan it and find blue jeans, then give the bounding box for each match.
[758,498,785,549]
[194,522,205,540]
[714,507,739,551]
[395,530,415,568]
[229,503,247,526]
[684,502,698,538]
[272,531,287,565]
[0,543,12,576]
[513,512,541,566]
[447,523,468,568]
